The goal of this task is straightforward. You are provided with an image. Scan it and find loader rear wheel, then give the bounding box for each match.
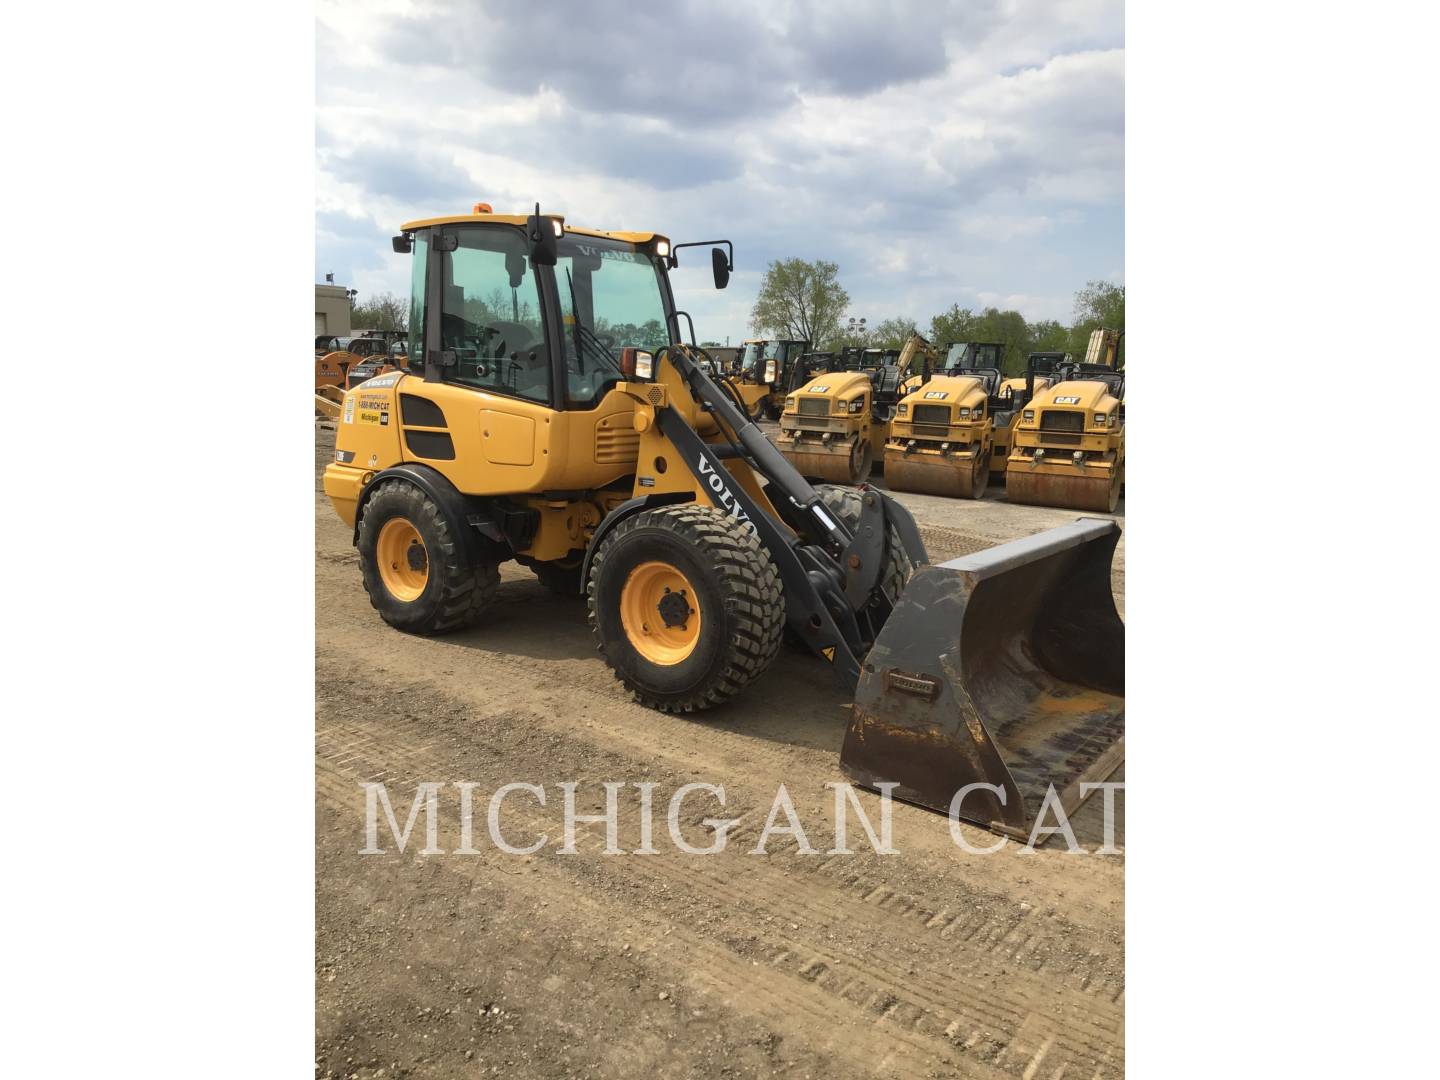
[814,484,913,604]
[588,504,785,712]
[357,479,499,634]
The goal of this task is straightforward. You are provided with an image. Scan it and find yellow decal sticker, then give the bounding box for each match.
[822,646,836,661]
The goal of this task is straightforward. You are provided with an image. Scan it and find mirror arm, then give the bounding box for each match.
[669,239,733,270]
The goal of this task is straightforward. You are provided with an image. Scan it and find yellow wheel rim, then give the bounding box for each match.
[619,561,702,666]
[376,517,429,601]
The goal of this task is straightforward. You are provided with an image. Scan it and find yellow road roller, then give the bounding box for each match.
[988,352,1061,480]
[883,372,995,498]
[322,202,1124,838]
[775,333,934,484]
[1007,364,1125,512]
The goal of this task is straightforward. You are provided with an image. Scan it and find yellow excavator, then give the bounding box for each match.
[321,204,1124,837]
[774,333,937,484]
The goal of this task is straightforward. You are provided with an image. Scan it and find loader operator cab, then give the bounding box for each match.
[424,226,667,407]
[397,208,734,414]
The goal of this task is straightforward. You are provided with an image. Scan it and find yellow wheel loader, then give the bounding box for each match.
[774,333,936,485]
[321,204,1124,837]
[733,338,811,420]
[1007,362,1125,513]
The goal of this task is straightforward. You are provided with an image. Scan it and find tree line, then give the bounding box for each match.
[748,258,1124,374]
[346,262,1126,377]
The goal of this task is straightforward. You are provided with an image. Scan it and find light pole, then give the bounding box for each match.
[847,316,867,345]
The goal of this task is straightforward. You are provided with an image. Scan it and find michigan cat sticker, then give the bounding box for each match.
[1055,395,1081,405]
[923,390,948,399]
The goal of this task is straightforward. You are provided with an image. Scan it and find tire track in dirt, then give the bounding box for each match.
[317,768,1016,1079]
[317,673,1124,1076]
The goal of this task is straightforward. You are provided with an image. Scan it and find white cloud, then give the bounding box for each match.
[316,0,1124,336]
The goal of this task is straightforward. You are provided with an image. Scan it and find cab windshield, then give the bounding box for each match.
[554,235,672,406]
[945,343,975,369]
[738,343,762,372]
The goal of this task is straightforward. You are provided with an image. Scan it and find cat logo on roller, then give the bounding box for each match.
[321,203,1124,839]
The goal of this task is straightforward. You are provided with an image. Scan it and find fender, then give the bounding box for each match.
[353,463,505,561]
[580,491,692,587]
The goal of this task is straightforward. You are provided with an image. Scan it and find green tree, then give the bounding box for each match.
[1067,281,1124,357]
[929,305,981,347]
[750,258,849,349]
[350,291,410,332]
[866,316,918,350]
[1028,319,1070,353]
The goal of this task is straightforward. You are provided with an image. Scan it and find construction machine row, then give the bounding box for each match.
[317,203,1125,839]
[771,330,1124,513]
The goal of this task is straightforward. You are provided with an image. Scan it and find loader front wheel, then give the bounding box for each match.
[588,504,785,712]
[814,484,913,604]
[357,479,499,634]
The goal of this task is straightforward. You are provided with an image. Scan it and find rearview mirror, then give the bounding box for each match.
[391,234,412,254]
[527,203,558,267]
[712,247,730,290]
[505,250,527,288]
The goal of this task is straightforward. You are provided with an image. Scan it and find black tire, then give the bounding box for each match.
[357,479,499,634]
[813,484,913,604]
[761,396,782,421]
[587,504,785,712]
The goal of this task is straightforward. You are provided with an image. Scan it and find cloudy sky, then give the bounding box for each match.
[317,0,1123,344]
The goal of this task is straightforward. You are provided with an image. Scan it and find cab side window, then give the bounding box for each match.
[440,228,550,404]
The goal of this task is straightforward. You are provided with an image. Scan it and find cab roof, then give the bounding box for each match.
[398,210,663,246]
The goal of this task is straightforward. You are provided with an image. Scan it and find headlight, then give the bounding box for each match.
[635,351,654,379]
[551,219,564,237]
[785,397,795,410]
[897,404,908,416]
[764,360,777,382]
[1094,413,1106,425]
[959,407,970,419]
[848,398,864,414]
[1023,410,1035,421]
[1108,413,1116,427]
[654,239,669,257]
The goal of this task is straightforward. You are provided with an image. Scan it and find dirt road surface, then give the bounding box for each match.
[315,424,1125,1079]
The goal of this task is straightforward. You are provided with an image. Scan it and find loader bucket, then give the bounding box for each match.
[840,518,1124,840]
